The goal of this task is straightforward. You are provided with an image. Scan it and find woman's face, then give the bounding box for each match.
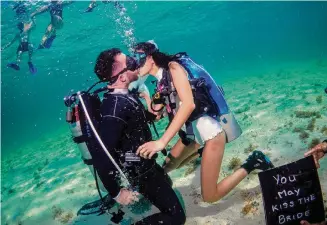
[135,50,154,77]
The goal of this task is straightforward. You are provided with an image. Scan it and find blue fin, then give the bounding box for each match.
[28,62,37,75]
[7,62,20,70]
[44,35,56,49]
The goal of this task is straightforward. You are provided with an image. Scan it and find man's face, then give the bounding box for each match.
[112,53,139,83]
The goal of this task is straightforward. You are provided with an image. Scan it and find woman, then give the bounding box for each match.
[135,41,274,203]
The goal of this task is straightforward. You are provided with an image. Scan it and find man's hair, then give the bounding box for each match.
[94,48,121,81]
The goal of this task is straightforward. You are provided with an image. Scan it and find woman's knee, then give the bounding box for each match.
[202,193,220,203]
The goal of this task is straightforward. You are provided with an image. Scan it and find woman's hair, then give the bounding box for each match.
[134,42,174,70]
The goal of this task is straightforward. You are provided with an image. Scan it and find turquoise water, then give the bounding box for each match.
[2,1,327,153]
[1,1,327,225]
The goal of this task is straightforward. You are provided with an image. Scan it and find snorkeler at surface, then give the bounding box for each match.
[30,0,73,49]
[134,41,274,203]
[1,19,37,74]
[91,48,185,224]
[11,1,29,22]
[84,0,123,13]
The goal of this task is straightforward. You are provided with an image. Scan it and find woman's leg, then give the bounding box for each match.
[40,23,54,46]
[163,139,200,173]
[176,152,200,169]
[200,131,273,203]
[200,131,248,203]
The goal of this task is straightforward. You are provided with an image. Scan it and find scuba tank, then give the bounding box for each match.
[152,52,242,143]
[65,92,107,192]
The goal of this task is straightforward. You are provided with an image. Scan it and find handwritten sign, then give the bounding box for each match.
[259,156,325,225]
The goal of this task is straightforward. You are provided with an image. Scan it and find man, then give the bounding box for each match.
[92,48,186,225]
[301,140,327,225]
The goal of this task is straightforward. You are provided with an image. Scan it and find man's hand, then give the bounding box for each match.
[304,142,327,168]
[115,188,139,206]
[300,220,327,225]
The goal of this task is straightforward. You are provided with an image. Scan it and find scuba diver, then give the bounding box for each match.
[70,48,186,225]
[30,0,73,49]
[1,19,37,74]
[84,0,123,13]
[134,41,274,203]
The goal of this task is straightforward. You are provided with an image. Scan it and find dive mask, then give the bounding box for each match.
[133,52,147,68]
[108,56,138,84]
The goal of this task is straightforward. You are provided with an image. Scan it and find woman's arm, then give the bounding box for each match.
[30,5,49,18]
[136,62,195,158]
[159,62,195,146]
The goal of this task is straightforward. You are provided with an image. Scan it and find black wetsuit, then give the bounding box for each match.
[92,89,186,225]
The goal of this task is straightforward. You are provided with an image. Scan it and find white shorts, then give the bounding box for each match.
[181,115,224,147]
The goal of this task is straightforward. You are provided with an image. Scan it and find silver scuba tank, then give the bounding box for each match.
[68,105,107,193]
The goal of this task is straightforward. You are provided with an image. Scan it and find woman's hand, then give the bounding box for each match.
[136,140,166,159]
[304,142,327,168]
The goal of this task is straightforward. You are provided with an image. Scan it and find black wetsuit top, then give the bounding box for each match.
[97,90,155,197]
[49,3,63,18]
[91,89,185,225]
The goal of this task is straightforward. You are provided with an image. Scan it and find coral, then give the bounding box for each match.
[309,138,321,149]
[240,190,261,202]
[307,118,316,132]
[52,206,73,224]
[66,189,74,194]
[8,188,15,194]
[316,95,323,104]
[228,157,242,171]
[302,94,306,100]
[293,127,304,133]
[256,98,268,105]
[235,105,250,114]
[36,181,45,188]
[33,172,41,180]
[184,159,201,176]
[294,111,321,118]
[52,206,63,220]
[321,126,327,135]
[299,131,309,140]
[244,144,257,154]
[59,212,73,224]
[241,203,252,215]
